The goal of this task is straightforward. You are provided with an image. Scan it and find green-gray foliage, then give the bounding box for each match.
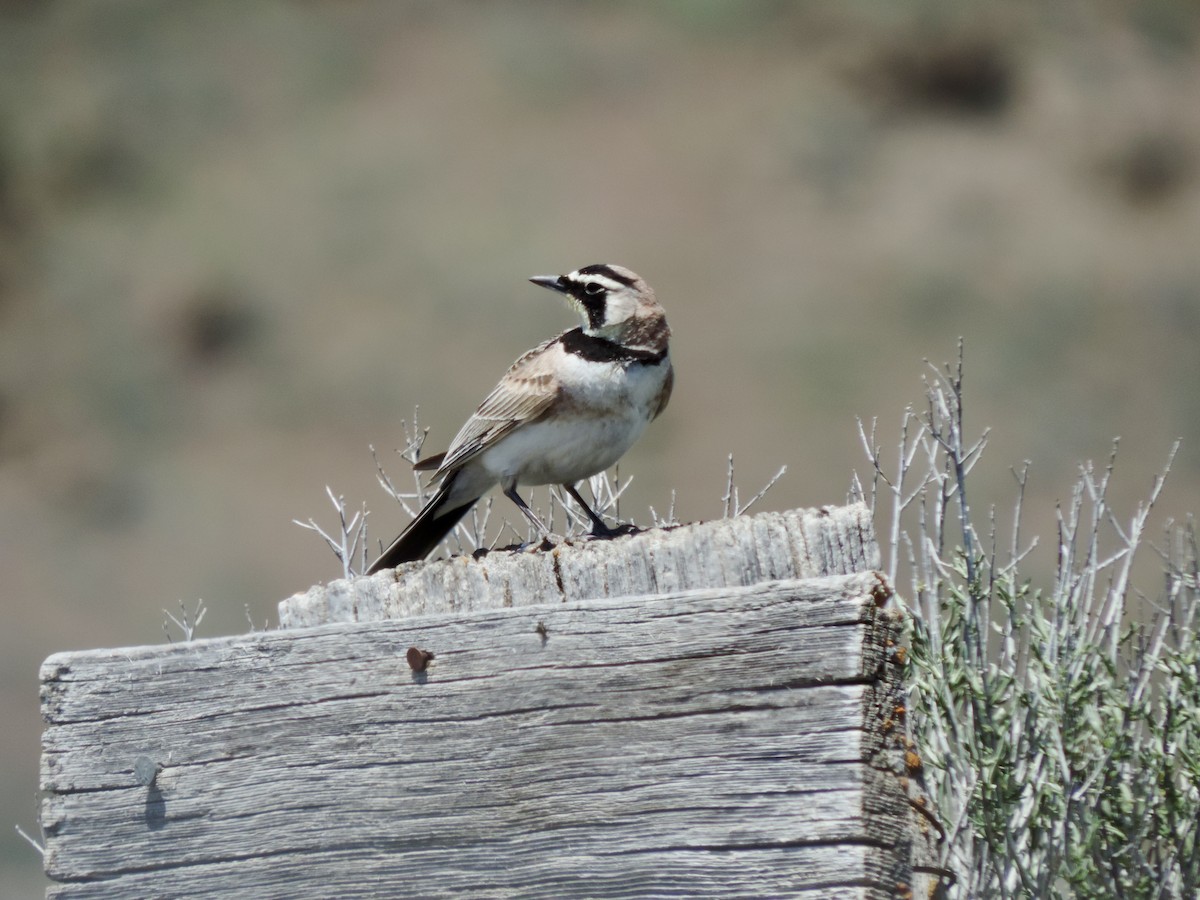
[859,345,1200,898]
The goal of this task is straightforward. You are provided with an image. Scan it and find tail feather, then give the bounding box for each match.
[366,473,477,573]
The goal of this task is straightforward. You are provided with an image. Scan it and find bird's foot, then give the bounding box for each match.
[583,521,640,541]
[508,526,636,553]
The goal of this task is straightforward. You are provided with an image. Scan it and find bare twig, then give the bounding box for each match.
[15,823,44,858]
[292,487,369,579]
[162,599,207,644]
[871,344,1198,899]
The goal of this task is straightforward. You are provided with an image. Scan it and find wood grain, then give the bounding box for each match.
[279,503,879,627]
[41,572,914,899]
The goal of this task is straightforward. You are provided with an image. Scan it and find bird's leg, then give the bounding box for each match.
[563,483,611,534]
[563,483,636,538]
[502,484,551,538]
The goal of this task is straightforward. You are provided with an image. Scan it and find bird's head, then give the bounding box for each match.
[529,264,669,352]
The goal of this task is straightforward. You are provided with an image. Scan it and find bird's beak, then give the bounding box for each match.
[529,274,567,294]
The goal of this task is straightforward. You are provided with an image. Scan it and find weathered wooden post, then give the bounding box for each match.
[40,504,939,898]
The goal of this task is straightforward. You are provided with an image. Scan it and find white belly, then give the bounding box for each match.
[476,355,667,486]
[480,414,649,485]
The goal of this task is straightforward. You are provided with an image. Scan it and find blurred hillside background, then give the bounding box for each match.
[2,1,1199,894]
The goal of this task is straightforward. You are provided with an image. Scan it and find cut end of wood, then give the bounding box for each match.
[279,503,881,627]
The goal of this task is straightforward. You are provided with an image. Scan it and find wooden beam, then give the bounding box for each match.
[41,572,911,898]
[280,503,879,627]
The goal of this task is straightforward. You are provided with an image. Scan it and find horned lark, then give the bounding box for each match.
[366,264,672,573]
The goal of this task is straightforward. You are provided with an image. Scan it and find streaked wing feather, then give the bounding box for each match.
[412,451,445,472]
[434,338,561,474]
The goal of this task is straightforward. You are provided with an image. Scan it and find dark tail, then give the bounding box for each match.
[366,473,477,574]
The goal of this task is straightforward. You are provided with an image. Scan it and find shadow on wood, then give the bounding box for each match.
[40,505,942,898]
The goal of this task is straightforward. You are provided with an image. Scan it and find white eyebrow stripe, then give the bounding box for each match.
[564,273,625,293]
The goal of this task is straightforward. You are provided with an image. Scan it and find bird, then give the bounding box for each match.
[366,263,672,574]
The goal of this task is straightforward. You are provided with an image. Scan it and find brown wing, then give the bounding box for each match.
[432,336,562,475]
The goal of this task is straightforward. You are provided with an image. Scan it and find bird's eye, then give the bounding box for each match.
[585,282,605,296]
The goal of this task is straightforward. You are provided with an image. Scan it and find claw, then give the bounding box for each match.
[584,522,639,541]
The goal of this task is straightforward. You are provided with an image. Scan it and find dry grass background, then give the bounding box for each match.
[2,1,1199,892]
